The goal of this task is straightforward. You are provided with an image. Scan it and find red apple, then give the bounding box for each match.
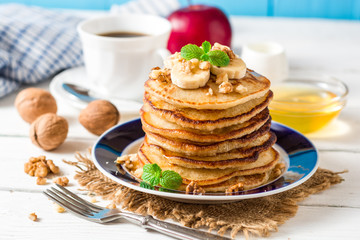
[167,5,232,53]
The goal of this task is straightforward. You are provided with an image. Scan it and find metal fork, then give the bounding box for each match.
[44,184,231,240]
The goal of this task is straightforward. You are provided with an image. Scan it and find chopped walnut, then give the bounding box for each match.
[206,87,214,96]
[179,60,193,74]
[35,161,49,178]
[116,154,138,170]
[199,61,210,70]
[24,156,60,179]
[54,203,66,213]
[47,160,59,174]
[216,72,229,84]
[36,177,47,185]
[106,203,117,209]
[177,58,211,75]
[186,181,205,195]
[235,84,248,94]
[190,58,200,66]
[272,163,286,179]
[219,81,234,94]
[149,67,171,83]
[212,42,236,59]
[133,168,143,179]
[24,162,36,176]
[164,52,183,69]
[226,182,244,195]
[29,212,37,221]
[53,176,69,187]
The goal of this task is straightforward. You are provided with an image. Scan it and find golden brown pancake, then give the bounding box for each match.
[141,141,257,169]
[145,119,272,156]
[141,107,270,143]
[141,132,276,169]
[143,90,273,131]
[144,69,271,110]
[138,145,279,186]
[178,172,270,192]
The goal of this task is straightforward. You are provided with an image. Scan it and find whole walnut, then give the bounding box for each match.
[79,100,120,136]
[30,113,68,151]
[15,88,57,123]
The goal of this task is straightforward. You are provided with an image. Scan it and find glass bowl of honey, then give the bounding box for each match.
[269,75,348,134]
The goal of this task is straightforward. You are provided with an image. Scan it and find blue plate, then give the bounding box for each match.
[92,119,319,203]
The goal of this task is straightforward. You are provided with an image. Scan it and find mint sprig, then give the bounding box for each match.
[140,163,183,190]
[180,41,230,67]
[141,163,161,186]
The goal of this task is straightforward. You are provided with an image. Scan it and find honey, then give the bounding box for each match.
[269,83,346,133]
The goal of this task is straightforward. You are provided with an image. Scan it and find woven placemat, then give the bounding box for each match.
[65,152,345,239]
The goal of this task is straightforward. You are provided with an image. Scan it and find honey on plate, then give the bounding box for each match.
[269,82,346,134]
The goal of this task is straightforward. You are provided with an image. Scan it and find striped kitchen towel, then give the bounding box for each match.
[0,4,84,98]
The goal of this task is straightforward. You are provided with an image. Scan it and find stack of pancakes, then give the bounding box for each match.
[138,70,280,193]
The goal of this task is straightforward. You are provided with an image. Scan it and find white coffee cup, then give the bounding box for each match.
[77,14,171,101]
[241,42,288,85]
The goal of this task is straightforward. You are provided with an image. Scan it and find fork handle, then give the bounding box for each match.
[140,215,231,240]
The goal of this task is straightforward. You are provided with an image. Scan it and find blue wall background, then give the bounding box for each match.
[1,0,359,20]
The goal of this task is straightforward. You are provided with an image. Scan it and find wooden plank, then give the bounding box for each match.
[265,205,360,240]
[1,191,359,240]
[299,151,360,208]
[0,191,172,240]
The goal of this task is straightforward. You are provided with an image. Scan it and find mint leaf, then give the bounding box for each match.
[207,50,230,67]
[202,41,211,53]
[181,44,204,60]
[200,53,210,61]
[140,181,154,190]
[160,170,182,189]
[142,163,161,186]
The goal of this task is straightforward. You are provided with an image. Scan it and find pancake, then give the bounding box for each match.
[145,119,272,156]
[178,171,271,192]
[141,132,276,169]
[144,69,271,110]
[144,90,273,131]
[141,107,270,143]
[142,141,257,169]
[138,145,279,186]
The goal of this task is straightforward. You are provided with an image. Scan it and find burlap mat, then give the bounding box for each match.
[66,152,345,239]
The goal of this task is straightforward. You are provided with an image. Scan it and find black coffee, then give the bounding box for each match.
[98,31,148,38]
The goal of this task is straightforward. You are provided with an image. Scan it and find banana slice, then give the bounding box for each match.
[171,63,210,89]
[210,58,247,79]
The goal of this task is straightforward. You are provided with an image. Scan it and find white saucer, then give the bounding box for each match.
[49,67,143,115]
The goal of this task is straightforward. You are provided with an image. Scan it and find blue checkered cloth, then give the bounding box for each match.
[0,4,84,98]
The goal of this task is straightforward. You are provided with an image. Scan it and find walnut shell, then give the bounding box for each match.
[79,100,120,136]
[30,113,68,151]
[15,88,57,123]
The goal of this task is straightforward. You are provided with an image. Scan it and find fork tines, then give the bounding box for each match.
[43,184,104,220]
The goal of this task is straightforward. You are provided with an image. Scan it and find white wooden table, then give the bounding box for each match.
[1,16,360,240]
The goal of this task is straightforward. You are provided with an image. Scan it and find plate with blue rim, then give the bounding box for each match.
[92,119,319,204]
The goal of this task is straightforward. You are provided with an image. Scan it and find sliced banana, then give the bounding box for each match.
[210,58,247,79]
[171,63,210,89]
